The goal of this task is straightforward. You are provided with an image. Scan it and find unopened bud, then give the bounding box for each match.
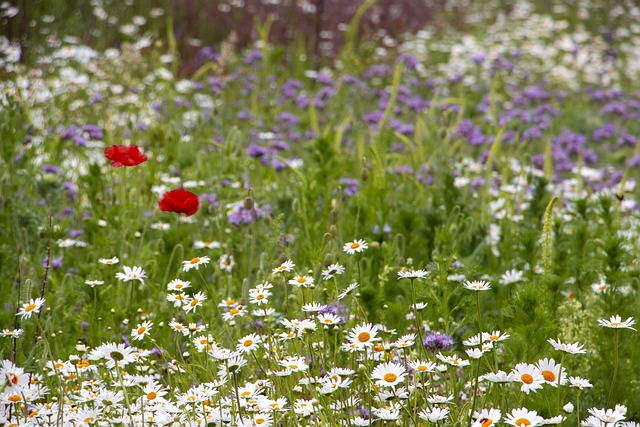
[562,402,574,414]
[360,167,369,182]
[243,196,254,210]
[329,209,338,224]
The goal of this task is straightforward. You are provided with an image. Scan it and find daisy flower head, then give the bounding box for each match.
[85,280,104,288]
[428,394,454,404]
[167,279,191,291]
[505,408,544,427]
[463,280,491,291]
[279,356,309,372]
[347,323,380,347]
[237,333,262,353]
[302,302,327,313]
[371,362,407,388]
[170,320,189,336]
[535,358,567,386]
[547,338,586,354]
[167,292,189,307]
[568,376,592,389]
[98,256,119,265]
[184,291,207,313]
[409,359,437,374]
[482,370,519,383]
[338,282,360,300]
[272,259,295,274]
[289,275,314,288]
[16,297,46,320]
[588,407,627,424]
[483,330,510,343]
[436,352,470,367]
[398,269,428,280]
[249,287,271,305]
[419,407,450,423]
[131,321,153,341]
[219,254,235,272]
[511,363,544,394]
[542,415,565,425]
[473,408,502,427]
[194,240,221,249]
[598,315,636,331]
[373,405,401,421]
[321,263,345,280]
[115,266,147,283]
[88,342,136,368]
[1,329,24,338]
[0,360,29,393]
[317,312,342,326]
[500,269,524,285]
[182,256,210,272]
[343,239,368,255]
[222,305,247,322]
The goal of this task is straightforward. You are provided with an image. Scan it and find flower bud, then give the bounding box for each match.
[243,196,254,210]
[562,402,574,414]
[360,167,369,182]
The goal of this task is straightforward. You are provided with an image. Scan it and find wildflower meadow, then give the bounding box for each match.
[1,1,639,426]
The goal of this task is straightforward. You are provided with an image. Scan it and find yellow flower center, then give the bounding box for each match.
[244,340,253,347]
[542,370,556,382]
[481,418,493,427]
[521,374,534,384]
[147,391,157,399]
[610,322,620,327]
[257,294,265,300]
[256,418,266,424]
[8,395,21,402]
[297,277,306,283]
[515,418,531,426]
[383,373,397,383]
[226,299,236,305]
[25,303,36,312]
[84,418,95,423]
[417,365,427,371]
[77,360,90,369]
[374,344,384,352]
[204,241,211,246]
[137,326,147,335]
[175,284,183,289]
[289,364,298,370]
[190,299,199,307]
[350,242,360,249]
[490,335,499,340]
[358,332,371,342]
[229,308,240,315]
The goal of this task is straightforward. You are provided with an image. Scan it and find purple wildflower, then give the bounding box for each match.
[423,332,455,353]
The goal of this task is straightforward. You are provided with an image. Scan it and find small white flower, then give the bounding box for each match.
[343,239,368,255]
[115,266,147,284]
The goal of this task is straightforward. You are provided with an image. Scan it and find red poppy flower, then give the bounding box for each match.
[104,145,148,167]
[159,189,199,216]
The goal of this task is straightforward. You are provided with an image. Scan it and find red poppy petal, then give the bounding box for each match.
[159,189,199,216]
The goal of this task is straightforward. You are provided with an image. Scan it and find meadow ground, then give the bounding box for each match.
[1,1,639,426]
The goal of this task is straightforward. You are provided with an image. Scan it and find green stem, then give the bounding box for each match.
[114,363,135,427]
[606,329,619,407]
